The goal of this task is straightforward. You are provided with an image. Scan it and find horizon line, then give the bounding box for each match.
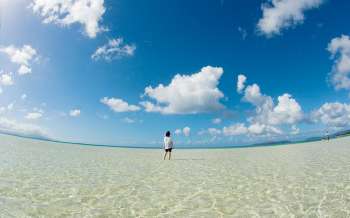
[0,131,332,150]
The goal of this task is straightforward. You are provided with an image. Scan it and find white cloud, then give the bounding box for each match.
[248,123,282,135]
[141,66,225,114]
[327,35,350,91]
[0,88,2,94]
[311,102,350,127]
[174,129,182,135]
[7,103,14,111]
[223,122,282,136]
[139,101,163,113]
[21,94,27,100]
[271,94,303,125]
[122,117,135,124]
[0,73,14,86]
[183,127,191,137]
[243,83,303,126]
[0,45,37,75]
[30,0,106,38]
[212,118,222,124]
[91,38,136,61]
[223,123,248,136]
[0,45,36,66]
[237,74,247,93]
[0,117,48,138]
[243,83,271,106]
[174,127,191,137]
[25,112,43,120]
[290,125,300,135]
[257,0,323,37]
[101,97,140,112]
[69,109,81,117]
[207,128,221,136]
[198,128,222,137]
[18,65,32,75]
[224,75,303,137]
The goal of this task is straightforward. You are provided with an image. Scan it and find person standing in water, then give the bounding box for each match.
[325,130,330,141]
[163,131,173,160]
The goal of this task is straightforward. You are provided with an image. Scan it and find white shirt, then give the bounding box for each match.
[163,136,173,149]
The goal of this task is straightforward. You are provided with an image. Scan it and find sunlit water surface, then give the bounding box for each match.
[1,134,350,217]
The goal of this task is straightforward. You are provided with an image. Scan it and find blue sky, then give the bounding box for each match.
[1,0,350,147]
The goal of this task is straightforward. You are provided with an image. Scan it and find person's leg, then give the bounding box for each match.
[163,151,168,160]
[168,151,171,160]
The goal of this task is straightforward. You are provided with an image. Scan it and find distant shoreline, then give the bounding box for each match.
[0,131,335,150]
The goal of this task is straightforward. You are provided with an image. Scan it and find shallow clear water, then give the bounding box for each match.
[0,134,350,217]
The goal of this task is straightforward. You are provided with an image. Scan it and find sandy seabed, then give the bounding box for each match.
[0,134,350,217]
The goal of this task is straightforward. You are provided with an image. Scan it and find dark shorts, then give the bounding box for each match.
[165,148,172,152]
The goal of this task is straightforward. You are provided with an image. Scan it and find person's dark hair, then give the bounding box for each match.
[165,131,171,137]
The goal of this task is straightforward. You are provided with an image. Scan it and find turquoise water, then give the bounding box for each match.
[1,134,350,217]
[0,132,320,149]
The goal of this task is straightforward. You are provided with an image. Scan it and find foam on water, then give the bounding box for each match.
[0,134,350,217]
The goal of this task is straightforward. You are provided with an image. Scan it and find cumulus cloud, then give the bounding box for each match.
[237,74,247,93]
[30,0,106,38]
[21,94,27,100]
[223,123,248,136]
[327,35,350,91]
[270,94,303,125]
[212,118,222,124]
[91,38,136,61]
[207,128,221,136]
[0,117,48,138]
[223,75,303,137]
[139,101,163,113]
[69,109,81,117]
[0,45,37,75]
[18,65,32,75]
[0,73,14,86]
[248,123,282,135]
[257,0,323,37]
[243,84,303,126]
[174,127,191,137]
[223,122,282,136]
[290,125,300,135]
[183,127,191,137]
[243,83,271,106]
[25,112,43,120]
[311,102,350,127]
[101,97,140,112]
[198,128,222,137]
[141,66,225,114]
[174,129,182,135]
